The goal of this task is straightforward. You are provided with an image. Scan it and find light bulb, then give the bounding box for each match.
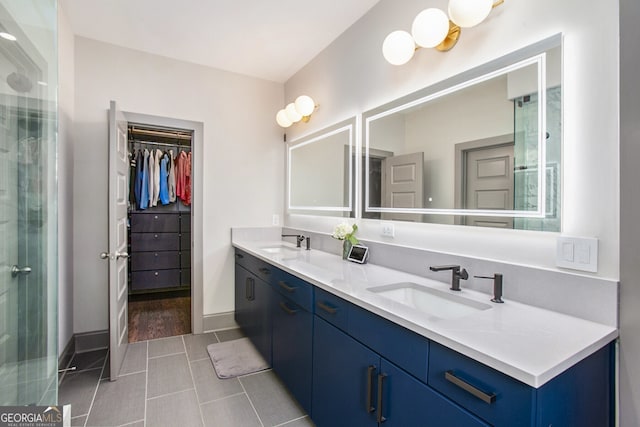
[276,109,292,128]
[412,8,450,48]
[382,30,415,66]
[448,0,493,28]
[285,103,302,123]
[295,95,315,117]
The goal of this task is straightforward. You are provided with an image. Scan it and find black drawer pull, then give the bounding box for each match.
[245,277,255,301]
[377,373,387,423]
[278,281,297,293]
[317,301,337,314]
[279,301,298,315]
[258,267,271,275]
[235,253,244,259]
[445,371,496,404]
[366,365,376,413]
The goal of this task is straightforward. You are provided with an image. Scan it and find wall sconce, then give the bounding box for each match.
[382,0,505,66]
[276,95,317,128]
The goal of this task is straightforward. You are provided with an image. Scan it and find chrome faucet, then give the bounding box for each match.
[282,234,310,250]
[429,265,469,291]
[474,273,504,303]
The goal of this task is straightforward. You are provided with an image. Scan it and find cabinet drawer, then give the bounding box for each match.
[130,251,179,271]
[272,270,313,312]
[349,303,429,384]
[131,233,179,252]
[180,251,191,268]
[234,250,275,284]
[180,214,191,232]
[314,287,349,332]
[181,269,191,287]
[428,342,535,427]
[130,213,179,233]
[180,233,191,251]
[131,269,180,290]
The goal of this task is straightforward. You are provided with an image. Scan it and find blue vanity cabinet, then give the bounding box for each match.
[271,293,313,413]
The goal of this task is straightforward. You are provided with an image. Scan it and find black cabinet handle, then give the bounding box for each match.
[377,373,387,423]
[258,267,271,275]
[235,253,244,259]
[279,301,298,315]
[245,277,255,301]
[278,281,297,293]
[445,370,496,404]
[366,365,376,413]
[317,301,337,314]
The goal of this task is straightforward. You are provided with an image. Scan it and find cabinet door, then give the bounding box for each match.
[380,359,489,427]
[272,295,313,413]
[234,265,253,332]
[312,317,378,427]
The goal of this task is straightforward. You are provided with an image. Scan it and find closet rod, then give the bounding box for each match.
[130,127,192,140]
[130,139,191,149]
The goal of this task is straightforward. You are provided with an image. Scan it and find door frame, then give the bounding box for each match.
[454,134,514,225]
[123,111,204,335]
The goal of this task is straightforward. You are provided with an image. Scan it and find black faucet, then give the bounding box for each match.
[282,234,310,250]
[429,265,469,291]
[474,273,504,303]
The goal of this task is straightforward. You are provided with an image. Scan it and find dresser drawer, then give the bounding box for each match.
[180,251,191,268]
[180,214,191,232]
[428,342,535,427]
[130,213,179,233]
[314,287,349,332]
[131,233,179,252]
[272,269,313,312]
[130,251,179,271]
[180,233,191,251]
[181,269,191,287]
[131,269,180,290]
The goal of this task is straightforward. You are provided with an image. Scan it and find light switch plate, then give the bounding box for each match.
[556,236,598,272]
[272,214,280,226]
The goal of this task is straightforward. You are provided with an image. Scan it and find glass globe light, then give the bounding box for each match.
[276,109,293,128]
[382,30,415,66]
[285,102,302,123]
[448,0,493,28]
[295,95,315,117]
[411,8,450,48]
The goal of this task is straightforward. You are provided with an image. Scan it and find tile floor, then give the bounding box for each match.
[58,329,315,427]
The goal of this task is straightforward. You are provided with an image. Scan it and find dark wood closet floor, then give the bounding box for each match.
[128,291,191,342]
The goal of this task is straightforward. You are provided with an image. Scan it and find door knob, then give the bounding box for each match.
[100,252,111,260]
[11,265,32,278]
[116,251,129,259]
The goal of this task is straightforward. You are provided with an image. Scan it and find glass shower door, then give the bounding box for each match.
[0,0,58,406]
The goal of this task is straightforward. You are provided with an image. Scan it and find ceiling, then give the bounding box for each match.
[61,0,381,83]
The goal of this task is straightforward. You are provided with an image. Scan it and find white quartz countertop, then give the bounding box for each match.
[232,239,618,388]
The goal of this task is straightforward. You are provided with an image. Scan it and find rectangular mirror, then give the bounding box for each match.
[363,35,561,231]
[288,116,356,217]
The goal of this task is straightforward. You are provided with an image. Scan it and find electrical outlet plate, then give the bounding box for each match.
[381,222,395,237]
[272,214,280,226]
[556,236,598,272]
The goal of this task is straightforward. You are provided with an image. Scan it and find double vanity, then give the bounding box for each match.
[232,230,617,427]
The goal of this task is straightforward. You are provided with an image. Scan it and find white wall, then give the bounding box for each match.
[285,0,620,280]
[57,2,74,354]
[72,37,284,333]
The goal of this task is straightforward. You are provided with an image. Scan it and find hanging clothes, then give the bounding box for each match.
[184,151,192,206]
[159,152,171,205]
[176,150,191,206]
[134,149,143,208]
[139,149,150,210]
[129,149,137,207]
[147,147,156,207]
[151,149,162,207]
[168,149,176,203]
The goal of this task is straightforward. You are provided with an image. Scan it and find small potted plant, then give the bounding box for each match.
[332,223,359,260]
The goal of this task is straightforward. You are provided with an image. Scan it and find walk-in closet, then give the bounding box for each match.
[127,123,193,342]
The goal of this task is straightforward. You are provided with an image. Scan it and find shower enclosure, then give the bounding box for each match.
[0,0,58,405]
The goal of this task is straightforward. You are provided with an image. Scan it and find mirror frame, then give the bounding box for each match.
[287,116,357,214]
[362,34,561,219]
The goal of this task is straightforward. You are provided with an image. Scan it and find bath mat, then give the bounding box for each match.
[207,337,269,379]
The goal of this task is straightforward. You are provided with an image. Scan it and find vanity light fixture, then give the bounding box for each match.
[276,95,317,128]
[382,0,505,66]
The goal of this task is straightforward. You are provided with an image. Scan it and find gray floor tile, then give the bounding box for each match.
[215,328,245,343]
[147,353,194,398]
[240,371,305,426]
[70,415,86,427]
[190,358,243,404]
[200,394,261,427]
[58,369,102,416]
[278,416,316,427]
[85,373,146,426]
[120,421,144,427]
[148,336,185,358]
[183,332,218,361]
[120,341,148,375]
[70,349,108,372]
[147,389,203,427]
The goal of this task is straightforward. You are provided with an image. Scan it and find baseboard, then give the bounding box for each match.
[74,330,109,353]
[58,336,75,371]
[203,312,238,332]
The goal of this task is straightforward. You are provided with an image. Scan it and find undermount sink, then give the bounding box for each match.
[260,244,300,255]
[368,282,491,320]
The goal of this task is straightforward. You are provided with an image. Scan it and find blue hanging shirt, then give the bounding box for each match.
[139,149,150,210]
[159,153,170,205]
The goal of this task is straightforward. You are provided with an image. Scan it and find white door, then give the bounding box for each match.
[382,152,424,222]
[106,101,129,380]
